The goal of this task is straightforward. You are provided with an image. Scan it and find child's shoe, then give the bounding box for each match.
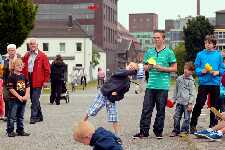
[204,131,223,141]
[194,129,211,138]
[17,131,30,136]
[132,132,149,139]
[7,132,17,137]
[179,132,188,137]
[170,132,178,137]
[190,126,197,134]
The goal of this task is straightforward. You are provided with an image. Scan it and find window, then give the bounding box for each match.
[76,64,82,67]
[76,43,82,51]
[59,43,65,52]
[43,43,49,51]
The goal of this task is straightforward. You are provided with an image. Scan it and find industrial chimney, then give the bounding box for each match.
[197,0,200,16]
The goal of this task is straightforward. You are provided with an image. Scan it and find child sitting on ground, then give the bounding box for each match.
[83,62,138,135]
[170,62,196,137]
[6,58,30,137]
[194,112,225,140]
[73,120,123,150]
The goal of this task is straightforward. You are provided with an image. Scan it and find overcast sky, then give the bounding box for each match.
[118,0,225,30]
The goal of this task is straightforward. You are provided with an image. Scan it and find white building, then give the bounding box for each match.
[18,19,105,82]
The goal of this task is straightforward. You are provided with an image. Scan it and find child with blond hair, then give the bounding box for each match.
[6,58,30,137]
[73,120,123,150]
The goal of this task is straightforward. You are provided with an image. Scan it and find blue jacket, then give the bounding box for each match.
[195,49,225,85]
[100,69,137,102]
[90,127,123,150]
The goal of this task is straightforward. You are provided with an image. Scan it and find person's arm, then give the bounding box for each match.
[43,53,51,85]
[189,80,196,105]
[195,53,206,76]
[154,62,177,72]
[218,54,225,75]
[113,69,136,77]
[22,78,30,101]
[172,80,178,103]
[9,89,23,102]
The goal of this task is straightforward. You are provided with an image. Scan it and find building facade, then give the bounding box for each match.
[34,0,118,72]
[214,10,225,50]
[17,19,96,82]
[129,13,158,50]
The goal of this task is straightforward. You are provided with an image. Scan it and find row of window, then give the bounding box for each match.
[38,4,95,20]
[215,32,225,39]
[103,4,117,24]
[104,26,117,44]
[27,42,82,52]
[135,34,152,38]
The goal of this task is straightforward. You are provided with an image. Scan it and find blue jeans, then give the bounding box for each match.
[30,88,43,121]
[139,89,168,135]
[173,103,191,133]
[7,100,26,133]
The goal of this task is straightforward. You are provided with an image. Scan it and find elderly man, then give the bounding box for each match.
[2,44,20,121]
[22,38,50,124]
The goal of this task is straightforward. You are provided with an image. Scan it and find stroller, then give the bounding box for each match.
[60,81,70,103]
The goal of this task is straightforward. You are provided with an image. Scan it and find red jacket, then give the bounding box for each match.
[22,50,50,88]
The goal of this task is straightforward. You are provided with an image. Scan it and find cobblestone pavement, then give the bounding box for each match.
[0,85,224,150]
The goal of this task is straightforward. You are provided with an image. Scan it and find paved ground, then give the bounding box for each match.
[0,84,225,150]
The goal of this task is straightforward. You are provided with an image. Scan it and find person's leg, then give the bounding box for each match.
[139,89,155,135]
[50,81,56,104]
[105,100,119,135]
[153,90,168,137]
[212,120,225,131]
[86,92,106,119]
[181,105,191,133]
[3,85,9,119]
[172,104,183,134]
[190,85,208,131]
[209,85,220,127]
[16,103,29,136]
[30,88,42,123]
[112,122,120,136]
[6,101,17,136]
[55,80,63,105]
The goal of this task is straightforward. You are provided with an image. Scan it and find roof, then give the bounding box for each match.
[29,19,90,38]
[216,10,225,13]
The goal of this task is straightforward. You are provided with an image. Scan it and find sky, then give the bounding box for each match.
[118,0,225,30]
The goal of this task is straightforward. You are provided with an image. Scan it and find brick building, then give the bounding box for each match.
[33,0,118,72]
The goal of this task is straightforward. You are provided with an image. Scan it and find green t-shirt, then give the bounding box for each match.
[144,47,176,90]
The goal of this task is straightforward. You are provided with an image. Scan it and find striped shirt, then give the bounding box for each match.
[137,63,144,79]
[144,47,176,90]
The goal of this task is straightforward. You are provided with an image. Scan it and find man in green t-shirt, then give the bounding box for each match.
[133,30,177,139]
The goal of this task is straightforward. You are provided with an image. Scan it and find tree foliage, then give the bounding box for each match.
[174,42,186,75]
[183,16,214,61]
[0,0,37,55]
[91,48,100,68]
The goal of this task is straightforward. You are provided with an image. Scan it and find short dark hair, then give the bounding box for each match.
[184,61,195,72]
[204,34,217,46]
[153,30,166,38]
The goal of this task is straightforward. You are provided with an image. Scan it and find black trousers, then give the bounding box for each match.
[50,80,63,104]
[139,89,168,135]
[190,85,220,128]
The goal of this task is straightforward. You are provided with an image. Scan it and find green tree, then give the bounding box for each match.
[0,0,37,55]
[91,48,100,68]
[174,42,186,75]
[183,16,214,61]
